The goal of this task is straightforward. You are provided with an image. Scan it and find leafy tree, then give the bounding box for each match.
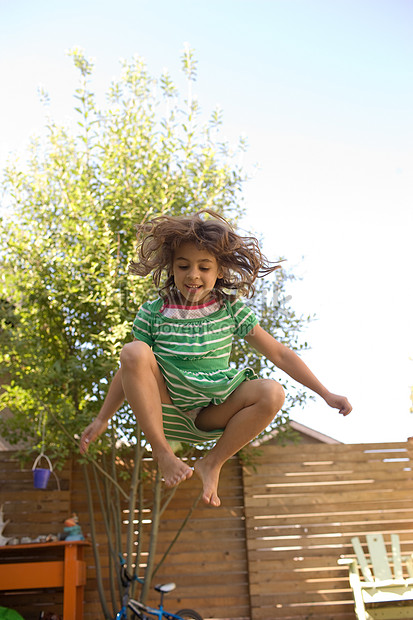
[0,47,311,615]
[0,46,245,455]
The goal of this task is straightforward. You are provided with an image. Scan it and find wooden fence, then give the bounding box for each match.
[0,451,250,620]
[71,453,250,620]
[243,441,413,620]
[1,441,412,620]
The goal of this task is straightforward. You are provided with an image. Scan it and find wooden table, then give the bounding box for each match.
[0,540,90,619]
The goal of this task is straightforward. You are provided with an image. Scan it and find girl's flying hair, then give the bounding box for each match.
[129,210,280,298]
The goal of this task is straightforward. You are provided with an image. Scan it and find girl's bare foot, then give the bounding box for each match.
[156,450,193,487]
[194,458,221,507]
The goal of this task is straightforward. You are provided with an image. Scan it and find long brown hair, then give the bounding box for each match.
[129,210,280,298]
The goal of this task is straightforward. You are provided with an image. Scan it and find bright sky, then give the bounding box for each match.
[1,0,412,443]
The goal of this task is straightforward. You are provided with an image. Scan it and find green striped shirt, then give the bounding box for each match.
[132,297,257,369]
[132,296,258,411]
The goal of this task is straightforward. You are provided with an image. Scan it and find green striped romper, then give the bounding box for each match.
[132,296,259,444]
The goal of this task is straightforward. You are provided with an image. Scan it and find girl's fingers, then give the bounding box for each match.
[80,431,92,453]
[80,420,106,453]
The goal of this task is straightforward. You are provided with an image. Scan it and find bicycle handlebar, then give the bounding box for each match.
[119,555,145,588]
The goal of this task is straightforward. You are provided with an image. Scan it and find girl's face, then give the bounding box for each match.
[172,242,223,304]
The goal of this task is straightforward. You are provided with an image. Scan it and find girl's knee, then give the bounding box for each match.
[259,379,285,413]
[120,340,153,367]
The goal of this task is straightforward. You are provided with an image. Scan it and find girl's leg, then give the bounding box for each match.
[193,379,285,507]
[120,341,193,487]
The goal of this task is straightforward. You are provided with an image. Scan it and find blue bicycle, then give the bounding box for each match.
[115,560,202,620]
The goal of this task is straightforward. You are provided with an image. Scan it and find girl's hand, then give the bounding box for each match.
[79,418,108,454]
[323,392,352,416]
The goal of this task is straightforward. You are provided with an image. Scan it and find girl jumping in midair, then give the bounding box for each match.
[80,210,351,507]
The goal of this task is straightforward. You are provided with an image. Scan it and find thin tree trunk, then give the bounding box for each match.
[131,476,144,598]
[141,465,162,603]
[96,456,118,614]
[126,430,142,573]
[111,437,123,560]
[110,440,124,596]
[83,462,112,619]
[152,489,202,579]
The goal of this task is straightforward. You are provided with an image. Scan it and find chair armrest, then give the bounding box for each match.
[339,558,367,620]
[338,557,357,566]
[404,554,413,578]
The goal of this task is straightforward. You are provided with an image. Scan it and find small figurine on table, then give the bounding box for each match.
[59,513,84,541]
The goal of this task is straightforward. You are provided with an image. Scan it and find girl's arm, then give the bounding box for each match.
[80,368,125,453]
[245,324,352,416]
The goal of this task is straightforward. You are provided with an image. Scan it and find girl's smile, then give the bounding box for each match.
[172,242,223,304]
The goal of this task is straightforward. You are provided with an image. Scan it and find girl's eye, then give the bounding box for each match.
[176,265,210,271]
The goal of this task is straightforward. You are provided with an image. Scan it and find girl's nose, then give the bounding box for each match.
[187,267,200,279]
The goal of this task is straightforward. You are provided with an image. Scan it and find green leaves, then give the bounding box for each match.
[181,44,198,82]
[0,47,248,463]
[0,47,312,462]
[67,47,95,77]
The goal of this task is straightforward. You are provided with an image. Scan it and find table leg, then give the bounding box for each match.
[63,543,86,620]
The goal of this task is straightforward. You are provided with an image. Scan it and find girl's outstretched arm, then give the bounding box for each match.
[80,368,125,453]
[245,324,352,416]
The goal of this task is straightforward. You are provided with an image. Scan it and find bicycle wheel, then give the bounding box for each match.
[175,609,203,620]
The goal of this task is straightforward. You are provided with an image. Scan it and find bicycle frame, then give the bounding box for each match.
[128,584,182,619]
[116,557,201,620]
[115,559,144,619]
[127,583,202,620]
[128,600,196,620]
